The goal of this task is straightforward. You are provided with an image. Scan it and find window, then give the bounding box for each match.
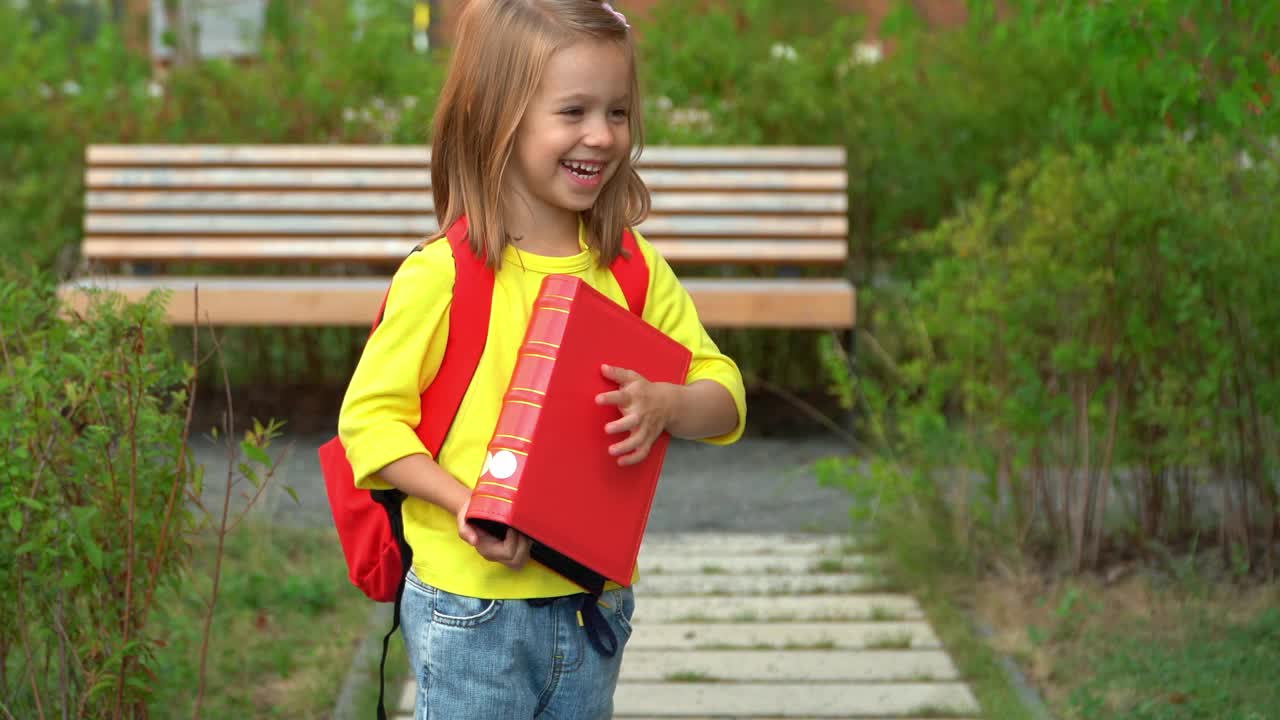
[149,0,265,60]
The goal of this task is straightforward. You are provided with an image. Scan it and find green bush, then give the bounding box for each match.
[1,268,298,717]
[639,1,1279,394]
[0,272,195,716]
[822,135,1280,575]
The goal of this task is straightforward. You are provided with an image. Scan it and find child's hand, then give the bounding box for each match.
[457,498,532,570]
[596,363,676,466]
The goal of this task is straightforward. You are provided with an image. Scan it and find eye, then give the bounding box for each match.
[609,108,629,120]
[560,106,585,117]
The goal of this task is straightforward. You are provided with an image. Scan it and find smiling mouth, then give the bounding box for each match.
[561,159,605,180]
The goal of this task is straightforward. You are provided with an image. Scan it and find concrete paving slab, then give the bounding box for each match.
[640,534,855,556]
[637,572,886,596]
[620,649,962,682]
[612,681,981,717]
[632,594,924,623]
[627,622,942,651]
[640,553,873,575]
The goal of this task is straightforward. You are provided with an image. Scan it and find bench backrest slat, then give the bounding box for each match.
[87,168,845,191]
[87,191,847,214]
[81,238,848,264]
[86,214,845,238]
[87,144,844,168]
[82,144,848,267]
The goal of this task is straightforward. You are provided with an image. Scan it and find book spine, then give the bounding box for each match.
[467,276,579,525]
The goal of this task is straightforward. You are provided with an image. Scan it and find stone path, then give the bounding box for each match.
[393,533,981,719]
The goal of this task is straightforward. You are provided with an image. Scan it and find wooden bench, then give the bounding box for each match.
[59,145,855,330]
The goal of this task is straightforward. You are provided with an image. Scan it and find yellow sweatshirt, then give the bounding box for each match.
[337,227,746,599]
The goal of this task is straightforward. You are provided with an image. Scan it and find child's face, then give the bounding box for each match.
[509,39,632,224]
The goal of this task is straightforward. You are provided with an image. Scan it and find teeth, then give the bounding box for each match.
[564,160,601,173]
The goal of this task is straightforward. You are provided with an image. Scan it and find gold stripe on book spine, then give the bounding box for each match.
[483,446,527,456]
[494,433,532,443]
[474,493,513,504]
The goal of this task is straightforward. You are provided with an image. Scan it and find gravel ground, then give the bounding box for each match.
[189,432,857,534]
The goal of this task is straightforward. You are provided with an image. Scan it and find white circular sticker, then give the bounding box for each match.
[489,450,518,480]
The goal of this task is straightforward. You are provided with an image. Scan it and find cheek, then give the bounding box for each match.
[517,117,561,155]
[614,123,632,152]
[537,126,580,160]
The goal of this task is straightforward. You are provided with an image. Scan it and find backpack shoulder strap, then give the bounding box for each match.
[415,216,494,456]
[360,217,493,720]
[609,227,650,318]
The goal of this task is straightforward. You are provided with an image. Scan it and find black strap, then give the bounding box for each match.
[376,579,405,720]
[375,490,414,720]
[527,594,618,658]
[528,541,606,596]
[576,594,618,657]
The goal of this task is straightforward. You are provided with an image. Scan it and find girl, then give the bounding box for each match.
[338,1,746,717]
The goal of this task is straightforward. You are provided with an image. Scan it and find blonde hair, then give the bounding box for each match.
[430,0,649,268]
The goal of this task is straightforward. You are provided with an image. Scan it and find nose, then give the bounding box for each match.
[583,112,616,150]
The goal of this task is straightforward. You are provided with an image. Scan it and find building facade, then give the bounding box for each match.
[120,0,983,62]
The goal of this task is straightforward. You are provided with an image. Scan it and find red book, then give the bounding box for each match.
[465,274,692,594]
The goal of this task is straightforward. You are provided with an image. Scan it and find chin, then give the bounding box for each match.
[563,197,598,212]
[553,189,603,212]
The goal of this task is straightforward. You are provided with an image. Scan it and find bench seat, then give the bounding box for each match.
[58,275,855,328]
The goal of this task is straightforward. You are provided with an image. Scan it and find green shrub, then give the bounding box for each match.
[638,1,1279,395]
[822,135,1280,575]
[0,272,195,716]
[1,268,298,717]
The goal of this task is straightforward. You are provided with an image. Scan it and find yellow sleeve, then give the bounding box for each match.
[634,230,747,445]
[338,242,455,489]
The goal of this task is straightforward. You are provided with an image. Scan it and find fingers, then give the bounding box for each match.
[469,525,531,570]
[616,445,652,467]
[609,426,657,466]
[604,413,640,435]
[457,499,479,546]
[510,532,533,569]
[608,430,645,457]
[486,530,531,570]
[471,524,504,554]
[458,501,529,569]
[596,389,628,408]
[601,363,641,385]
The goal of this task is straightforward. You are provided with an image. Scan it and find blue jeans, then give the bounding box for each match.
[401,569,636,719]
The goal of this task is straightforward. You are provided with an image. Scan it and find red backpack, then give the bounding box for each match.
[317,216,649,718]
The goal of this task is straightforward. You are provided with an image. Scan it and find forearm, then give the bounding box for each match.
[662,379,740,440]
[376,453,472,514]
